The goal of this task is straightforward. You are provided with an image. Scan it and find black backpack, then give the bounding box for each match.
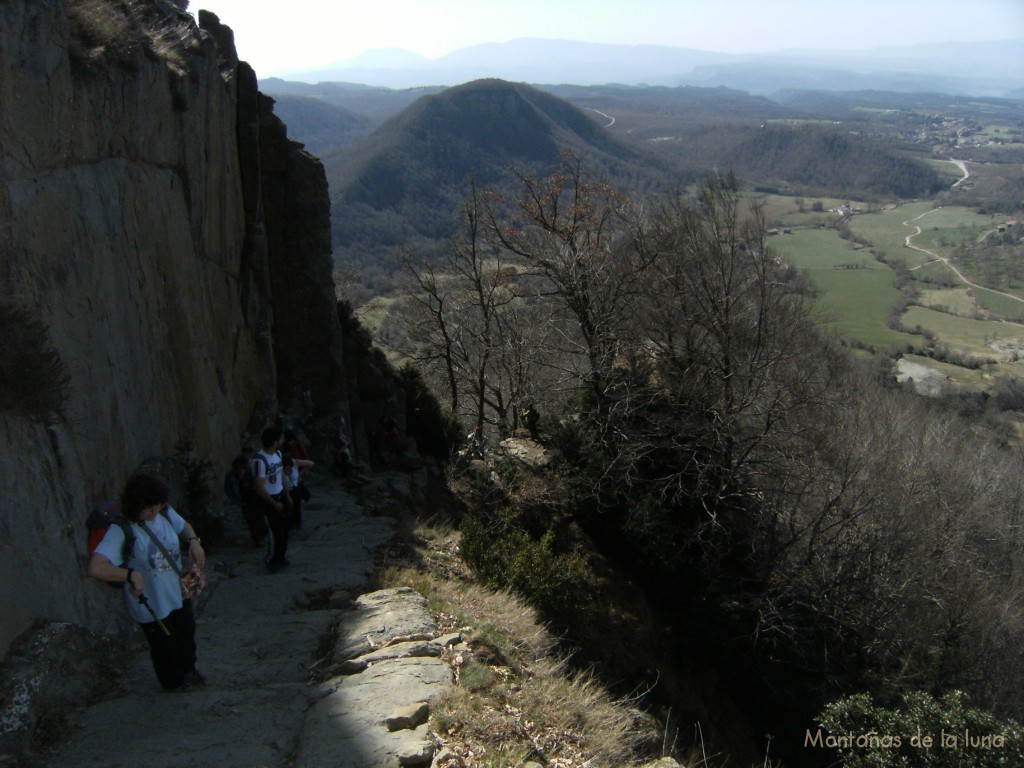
[244,454,272,500]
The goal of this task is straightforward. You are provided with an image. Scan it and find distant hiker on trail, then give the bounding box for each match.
[522,402,541,441]
[381,415,400,447]
[467,424,487,460]
[284,429,312,463]
[283,452,314,530]
[252,426,293,572]
[284,429,314,501]
[225,452,265,546]
[87,473,207,691]
[332,428,353,477]
[379,414,404,465]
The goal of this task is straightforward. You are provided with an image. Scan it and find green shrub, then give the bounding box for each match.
[812,690,1024,767]
[459,658,499,693]
[174,440,222,547]
[544,416,591,469]
[460,512,589,616]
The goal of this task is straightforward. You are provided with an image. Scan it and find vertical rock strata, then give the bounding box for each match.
[0,0,344,654]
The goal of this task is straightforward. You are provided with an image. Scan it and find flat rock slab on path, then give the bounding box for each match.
[41,470,457,768]
[296,589,454,768]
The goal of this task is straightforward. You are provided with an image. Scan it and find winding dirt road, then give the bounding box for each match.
[585,107,615,127]
[904,159,1024,305]
[949,157,970,188]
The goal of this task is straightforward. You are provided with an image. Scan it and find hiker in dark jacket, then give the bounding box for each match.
[225,452,266,545]
[252,426,293,572]
[87,474,206,691]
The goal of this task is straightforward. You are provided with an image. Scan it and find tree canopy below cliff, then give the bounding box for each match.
[392,157,1024,766]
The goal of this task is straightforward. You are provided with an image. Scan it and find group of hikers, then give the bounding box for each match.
[85,425,317,692]
[223,426,314,570]
[84,403,542,693]
[463,401,543,461]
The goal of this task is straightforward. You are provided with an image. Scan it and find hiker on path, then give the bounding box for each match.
[522,402,541,441]
[284,429,312,463]
[467,424,487,459]
[332,414,354,477]
[284,430,314,501]
[87,474,207,691]
[225,452,266,546]
[252,426,293,572]
[283,452,314,530]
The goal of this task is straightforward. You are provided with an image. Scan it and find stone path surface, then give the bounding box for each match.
[44,469,456,768]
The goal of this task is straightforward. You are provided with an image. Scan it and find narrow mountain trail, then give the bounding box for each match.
[40,468,456,768]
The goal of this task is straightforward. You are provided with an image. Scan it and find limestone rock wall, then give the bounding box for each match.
[256,89,347,419]
[0,0,344,655]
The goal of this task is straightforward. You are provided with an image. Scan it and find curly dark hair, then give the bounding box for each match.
[120,474,170,521]
[261,426,283,450]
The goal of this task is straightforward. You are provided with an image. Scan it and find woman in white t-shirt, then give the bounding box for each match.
[87,474,207,691]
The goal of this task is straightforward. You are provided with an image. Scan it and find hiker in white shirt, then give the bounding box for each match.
[252,426,293,572]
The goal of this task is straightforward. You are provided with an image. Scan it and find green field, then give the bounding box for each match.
[902,305,1024,356]
[926,159,966,185]
[773,227,918,348]
[809,268,919,348]
[774,199,1024,372]
[917,287,976,315]
[973,289,1024,322]
[846,202,935,264]
[907,206,993,230]
[772,227,879,269]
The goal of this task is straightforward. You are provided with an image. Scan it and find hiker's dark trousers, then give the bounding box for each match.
[262,492,290,565]
[140,600,197,690]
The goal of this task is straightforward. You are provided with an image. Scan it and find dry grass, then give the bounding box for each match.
[379,565,657,767]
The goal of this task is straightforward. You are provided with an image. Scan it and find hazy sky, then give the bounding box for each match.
[188,0,1024,77]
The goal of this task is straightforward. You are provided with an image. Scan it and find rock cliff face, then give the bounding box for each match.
[0,0,345,655]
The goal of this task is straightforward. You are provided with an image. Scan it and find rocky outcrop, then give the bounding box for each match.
[0,0,345,656]
[256,90,346,420]
[298,588,454,767]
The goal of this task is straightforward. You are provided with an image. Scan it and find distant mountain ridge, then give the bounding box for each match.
[273,37,1024,98]
[324,78,662,258]
[321,78,948,299]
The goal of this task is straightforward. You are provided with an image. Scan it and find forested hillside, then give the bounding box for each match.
[674,125,945,197]
[324,79,684,296]
[262,66,1024,768]
[392,159,1024,767]
[267,94,371,154]
[318,79,946,299]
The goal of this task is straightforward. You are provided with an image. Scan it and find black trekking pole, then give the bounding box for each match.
[137,593,170,636]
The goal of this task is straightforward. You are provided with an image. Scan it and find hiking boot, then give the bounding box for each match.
[186,668,207,687]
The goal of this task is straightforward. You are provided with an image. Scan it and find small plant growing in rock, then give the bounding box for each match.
[0,305,70,419]
[174,440,221,546]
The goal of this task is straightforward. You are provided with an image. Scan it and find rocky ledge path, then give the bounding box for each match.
[43,468,459,768]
